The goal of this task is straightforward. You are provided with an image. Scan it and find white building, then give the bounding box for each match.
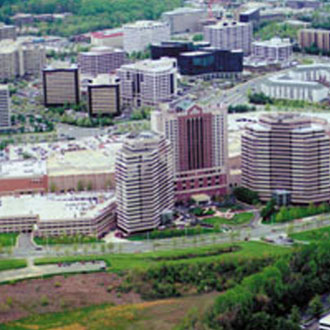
[115,131,174,234]
[293,64,330,82]
[123,20,170,54]
[161,7,206,34]
[261,74,328,102]
[320,314,330,330]
[0,85,10,129]
[252,37,292,64]
[117,57,177,107]
[204,21,253,54]
[91,28,123,48]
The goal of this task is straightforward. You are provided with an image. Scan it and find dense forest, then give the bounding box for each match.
[0,0,183,36]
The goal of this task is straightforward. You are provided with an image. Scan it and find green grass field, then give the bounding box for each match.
[290,226,330,242]
[0,258,27,272]
[203,212,254,226]
[34,241,290,273]
[0,233,18,247]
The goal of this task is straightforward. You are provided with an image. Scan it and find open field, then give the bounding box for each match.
[203,212,254,226]
[35,241,290,272]
[290,226,330,242]
[0,292,217,330]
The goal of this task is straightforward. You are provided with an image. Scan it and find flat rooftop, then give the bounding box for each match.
[0,191,115,221]
[47,144,122,176]
[0,160,46,179]
[119,58,176,73]
[124,20,168,29]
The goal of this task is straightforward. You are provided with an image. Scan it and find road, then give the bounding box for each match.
[5,213,329,259]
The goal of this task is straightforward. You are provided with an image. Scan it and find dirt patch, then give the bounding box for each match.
[0,272,141,324]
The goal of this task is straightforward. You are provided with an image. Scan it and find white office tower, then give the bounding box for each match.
[204,21,253,54]
[115,131,174,234]
[117,57,177,107]
[123,20,170,54]
[0,85,10,129]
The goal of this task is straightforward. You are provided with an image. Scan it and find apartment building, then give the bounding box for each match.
[241,113,330,204]
[161,7,206,34]
[78,46,125,76]
[204,21,253,54]
[123,20,170,54]
[42,66,80,106]
[0,40,45,80]
[252,37,293,63]
[152,99,228,202]
[87,74,120,116]
[117,58,177,107]
[0,23,16,41]
[115,131,174,234]
[0,85,10,129]
[298,29,330,52]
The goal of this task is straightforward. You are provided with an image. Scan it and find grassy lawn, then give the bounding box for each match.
[34,235,103,245]
[0,259,27,272]
[0,233,19,247]
[203,212,254,226]
[34,241,290,273]
[1,292,218,330]
[290,226,330,242]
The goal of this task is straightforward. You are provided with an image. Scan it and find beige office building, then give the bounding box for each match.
[87,75,120,116]
[298,29,330,52]
[241,113,330,204]
[42,66,80,106]
[115,131,174,234]
[0,24,16,41]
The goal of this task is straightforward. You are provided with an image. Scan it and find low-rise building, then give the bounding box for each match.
[161,7,206,34]
[91,28,123,48]
[117,57,177,107]
[87,74,120,117]
[252,37,292,64]
[0,192,116,237]
[0,160,47,196]
[78,46,126,77]
[0,23,16,41]
[298,28,330,53]
[286,0,321,9]
[123,20,170,54]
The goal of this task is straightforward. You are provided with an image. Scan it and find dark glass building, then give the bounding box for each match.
[178,48,243,76]
[151,40,210,60]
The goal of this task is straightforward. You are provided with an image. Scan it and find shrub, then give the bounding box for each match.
[40,295,49,306]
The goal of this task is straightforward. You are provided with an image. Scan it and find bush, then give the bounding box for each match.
[40,295,49,306]
[233,187,259,205]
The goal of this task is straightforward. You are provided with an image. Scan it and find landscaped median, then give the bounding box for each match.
[0,259,27,272]
[289,226,330,242]
[203,212,254,226]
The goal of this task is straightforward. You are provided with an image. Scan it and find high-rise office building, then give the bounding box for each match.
[115,131,174,234]
[241,113,330,204]
[78,46,126,77]
[204,21,253,54]
[152,99,228,201]
[42,66,80,107]
[87,74,120,117]
[117,58,177,107]
[0,85,10,129]
[123,20,170,54]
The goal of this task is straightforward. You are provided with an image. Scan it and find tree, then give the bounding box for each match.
[290,305,301,324]
[192,34,204,41]
[77,180,85,191]
[87,181,93,191]
[309,295,323,318]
